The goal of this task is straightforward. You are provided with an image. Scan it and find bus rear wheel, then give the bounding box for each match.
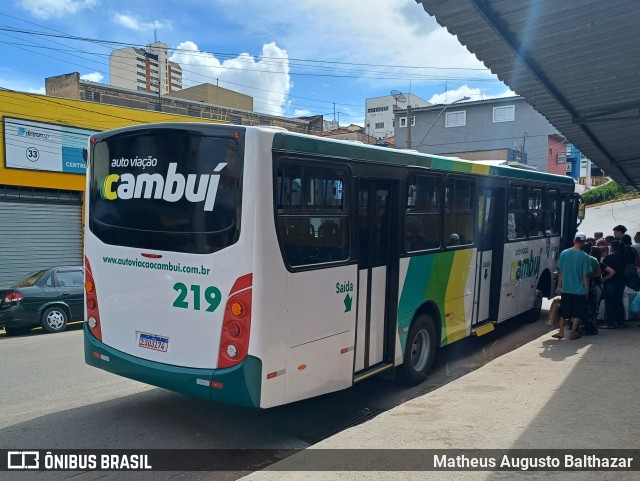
[525,288,544,323]
[398,314,437,385]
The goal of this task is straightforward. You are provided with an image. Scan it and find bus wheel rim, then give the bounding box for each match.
[411,329,430,372]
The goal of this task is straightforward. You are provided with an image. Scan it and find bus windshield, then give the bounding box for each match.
[89,128,242,254]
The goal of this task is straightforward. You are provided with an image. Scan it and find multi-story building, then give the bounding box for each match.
[45,72,317,134]
[109,42,183,95]
[394,96,581,173]
[365,93,430,140]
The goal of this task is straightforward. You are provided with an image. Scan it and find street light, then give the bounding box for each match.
[415,96,470,150]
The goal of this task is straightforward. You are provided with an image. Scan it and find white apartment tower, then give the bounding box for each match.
[109,42,183,95]
[365,93,431,139]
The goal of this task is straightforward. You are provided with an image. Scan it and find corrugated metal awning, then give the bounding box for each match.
[417,0,640,190]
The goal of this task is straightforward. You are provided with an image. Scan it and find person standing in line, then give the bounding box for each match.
[601,240,627,329]
[604,236,615,254]
[613,225,627,239]
[633,232,640,257]
[585,244,603,307]
[594,231,604,242]
[553,232,592,340]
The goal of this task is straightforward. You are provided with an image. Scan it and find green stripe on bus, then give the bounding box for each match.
[272,132,574,187]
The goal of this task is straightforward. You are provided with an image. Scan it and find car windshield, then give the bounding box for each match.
[12,270,48,287]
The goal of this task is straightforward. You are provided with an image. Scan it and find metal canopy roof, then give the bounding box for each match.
[417,0,640,190]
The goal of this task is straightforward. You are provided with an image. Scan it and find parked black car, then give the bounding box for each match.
[0,267,84,335]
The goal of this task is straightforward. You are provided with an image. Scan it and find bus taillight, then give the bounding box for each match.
[84,257,103,341]
[218,274,252,369]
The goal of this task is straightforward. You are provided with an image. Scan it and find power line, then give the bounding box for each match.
[0,26,500,81]
[0,19,491,72]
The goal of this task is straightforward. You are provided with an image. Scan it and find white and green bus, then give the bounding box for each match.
[84,123,581,408]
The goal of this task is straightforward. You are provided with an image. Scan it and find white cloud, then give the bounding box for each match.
[112,12,172,32]
[215,0,494,86]
[428,85,516,104]
[80,72,104,83]
[0,75,45,94]
[16,0,98,19]
[293,109,312,117]
[170,41,291,117]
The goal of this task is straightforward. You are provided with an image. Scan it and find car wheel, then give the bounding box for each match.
[4,326,31,336]
[41,307,68,333]
[398,314,437,385]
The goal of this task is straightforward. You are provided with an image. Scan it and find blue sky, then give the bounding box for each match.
[0,0,513,124]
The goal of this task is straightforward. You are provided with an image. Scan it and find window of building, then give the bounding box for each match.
[367,106,389,113]
[444,178,474,246]
[527,188,544,237]
[410,116,416,127]
[507,185,526,240]
[445,110,466,128]
[187,107,200,117]
[276,163,350,267]
[229,115,242,124]
[375,122,384,129]
[136,64,145,70]
[492,105,515,123]
[399,117,407,128]
[137,72,145,77]
[404,175,442,252]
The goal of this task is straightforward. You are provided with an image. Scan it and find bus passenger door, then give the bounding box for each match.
[354,179,397,378]
[473,188,505,324]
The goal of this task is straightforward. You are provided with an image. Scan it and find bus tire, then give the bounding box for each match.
[525,289,543,323]
[41,306,68,333]
[398,314,437,385]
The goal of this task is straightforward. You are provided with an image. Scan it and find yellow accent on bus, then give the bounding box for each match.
[472,323,496,337]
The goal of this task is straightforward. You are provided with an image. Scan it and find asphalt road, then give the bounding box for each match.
[0,312,553,481]
[579,197,640,238]
[2,199,634,480]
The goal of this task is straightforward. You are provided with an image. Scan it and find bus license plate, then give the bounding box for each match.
[138,332,169,352]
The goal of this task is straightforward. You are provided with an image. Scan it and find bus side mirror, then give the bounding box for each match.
[82,148,88,162]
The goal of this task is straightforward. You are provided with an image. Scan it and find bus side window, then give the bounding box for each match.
[527,188,544,237]
[507,185,526,240]
[543,190,560,235]
[276,162,350,267]
[445,178,474,246]
[404,175,441,252]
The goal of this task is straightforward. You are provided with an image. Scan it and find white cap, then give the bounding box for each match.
[574,232,587,241]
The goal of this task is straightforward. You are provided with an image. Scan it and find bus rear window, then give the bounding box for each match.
[89,128,242,254]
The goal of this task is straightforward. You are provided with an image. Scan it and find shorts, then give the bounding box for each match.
[560,293,588,320]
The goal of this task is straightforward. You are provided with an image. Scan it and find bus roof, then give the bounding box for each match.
[272,130,575,188]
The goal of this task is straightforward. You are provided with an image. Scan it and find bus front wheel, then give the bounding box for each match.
[398,314,437,385]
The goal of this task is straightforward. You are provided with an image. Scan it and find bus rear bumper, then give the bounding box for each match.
[83,324,262,408]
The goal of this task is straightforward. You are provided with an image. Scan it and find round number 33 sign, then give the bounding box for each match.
[26,147,40,162]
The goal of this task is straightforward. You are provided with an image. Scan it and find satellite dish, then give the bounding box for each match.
[391,90,406,105]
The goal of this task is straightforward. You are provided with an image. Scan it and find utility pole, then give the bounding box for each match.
[406,104,412,149]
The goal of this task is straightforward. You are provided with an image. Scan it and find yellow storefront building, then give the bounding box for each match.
[0,90,218,286]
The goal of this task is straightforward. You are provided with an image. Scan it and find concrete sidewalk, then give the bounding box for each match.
[241,324,640,480]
